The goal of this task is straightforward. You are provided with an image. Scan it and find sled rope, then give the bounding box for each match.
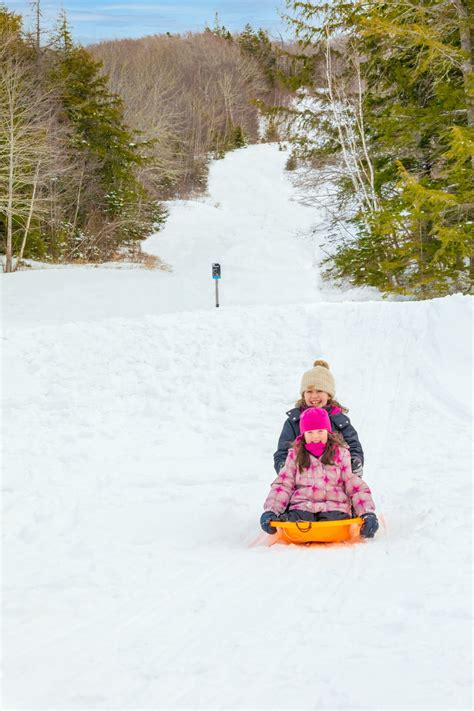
[295,521,312,532]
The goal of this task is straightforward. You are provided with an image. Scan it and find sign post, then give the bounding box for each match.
[212,263,221,308]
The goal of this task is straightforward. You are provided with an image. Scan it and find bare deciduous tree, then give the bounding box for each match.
[91,32,268,199]
[0,34,61,271]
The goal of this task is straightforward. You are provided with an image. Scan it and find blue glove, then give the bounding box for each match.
[351,458,364,477]
[360,513,379,538]
[260,511,277,535]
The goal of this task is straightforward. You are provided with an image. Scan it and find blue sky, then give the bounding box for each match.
[6,0,289,45]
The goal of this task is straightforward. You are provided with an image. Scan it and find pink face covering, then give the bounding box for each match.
[304,441,326,458]
[296,434,327,458]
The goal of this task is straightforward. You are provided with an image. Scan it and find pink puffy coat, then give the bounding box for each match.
[263,444,375,517]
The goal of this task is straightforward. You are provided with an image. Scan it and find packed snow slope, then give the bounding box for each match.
[2,144,472,710]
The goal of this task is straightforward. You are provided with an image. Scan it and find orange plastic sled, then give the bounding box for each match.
[270,517,363,544]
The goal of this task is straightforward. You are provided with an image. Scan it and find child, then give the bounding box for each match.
[262,407,378,538]
[273,359,364,477]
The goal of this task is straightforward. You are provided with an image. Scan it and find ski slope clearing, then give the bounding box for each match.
[2,144,472,709]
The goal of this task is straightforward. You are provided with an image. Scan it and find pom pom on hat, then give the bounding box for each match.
[300,407,332,433]
[313,359,329,369]
[300,359,336,397]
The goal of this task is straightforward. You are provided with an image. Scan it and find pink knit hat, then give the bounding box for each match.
[300,407,332,433]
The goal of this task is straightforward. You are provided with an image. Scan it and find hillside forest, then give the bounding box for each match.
[0,7,292,270]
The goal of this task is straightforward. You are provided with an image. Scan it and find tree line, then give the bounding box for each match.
[0,7,291,271]
[0,5,169,270]
[90,22,292,200]
[283,0,473,297]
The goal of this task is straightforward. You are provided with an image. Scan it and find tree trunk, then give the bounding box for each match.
[35,0,42,52]
[17,160,41,268]
[454,0,474,127]
[454,0,473,279]
[5,101,15,273]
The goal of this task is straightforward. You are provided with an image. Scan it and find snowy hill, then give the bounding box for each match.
[2,144,472,709]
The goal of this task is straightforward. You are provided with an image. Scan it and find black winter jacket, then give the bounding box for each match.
[273,406,364,473]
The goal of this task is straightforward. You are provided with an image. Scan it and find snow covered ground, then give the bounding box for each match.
[2,144,472,709]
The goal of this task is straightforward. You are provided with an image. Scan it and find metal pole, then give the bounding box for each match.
[215,279,219,307]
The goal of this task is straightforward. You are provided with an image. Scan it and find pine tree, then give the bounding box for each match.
[286,0,473,296]
[209,13,233,41]
[237,24,278,88]
[48,12,163,258]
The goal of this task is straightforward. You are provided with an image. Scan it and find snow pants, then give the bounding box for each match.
[286,510,350,522]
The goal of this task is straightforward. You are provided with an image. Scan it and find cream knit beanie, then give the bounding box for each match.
[300,359,336,397]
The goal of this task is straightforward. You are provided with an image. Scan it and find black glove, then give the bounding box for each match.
[360,512,379,538]
[351,458,364,477]
[260,511,278,535]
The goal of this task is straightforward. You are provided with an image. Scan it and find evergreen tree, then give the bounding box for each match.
[286,0,473,296]
[48,13,164,257]
[0,2,22,35]
[208,13,233,41]
[237,24,278,87]
[1,6,165,266]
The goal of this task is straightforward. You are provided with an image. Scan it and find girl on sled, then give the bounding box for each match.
[274,359,365,477]
[262,407,379,539]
